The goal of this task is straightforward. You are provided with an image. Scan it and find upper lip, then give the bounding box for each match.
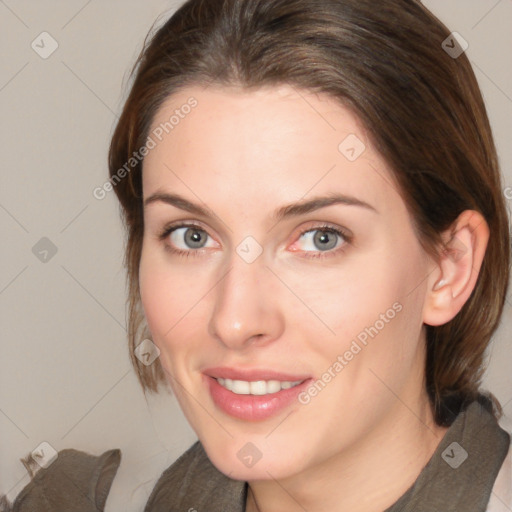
[203,366,311,382]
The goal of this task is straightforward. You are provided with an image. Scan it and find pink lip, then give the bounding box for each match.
[203,366,310,382]
[203,367,312,422]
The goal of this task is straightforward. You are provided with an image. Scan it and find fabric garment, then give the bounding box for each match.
[487,443,512,512]
[144,398,511,512]
[0,449,121,512]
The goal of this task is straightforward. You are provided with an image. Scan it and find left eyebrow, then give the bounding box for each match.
[143,191,378,220]
[273,193,378,221]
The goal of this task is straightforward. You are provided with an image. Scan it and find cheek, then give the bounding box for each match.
[139,243,203,328]
[139,262,172,336]
[294,255,404,344]
[308,242,427,371]
[139,248,197,360]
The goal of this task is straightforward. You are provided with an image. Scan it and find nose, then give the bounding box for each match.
[208,252,285,351]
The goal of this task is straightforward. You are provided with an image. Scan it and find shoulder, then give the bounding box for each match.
[144,441,246,512]
[1,447,121,512]
[487,416,512,512]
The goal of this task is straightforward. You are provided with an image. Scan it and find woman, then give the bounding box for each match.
[108,0,511,510]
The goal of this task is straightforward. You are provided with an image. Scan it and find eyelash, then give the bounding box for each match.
[157,222,353,260]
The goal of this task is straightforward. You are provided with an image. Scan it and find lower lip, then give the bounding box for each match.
[205,375,312,421]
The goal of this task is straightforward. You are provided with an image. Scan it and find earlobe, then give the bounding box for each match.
[423,210,489,327]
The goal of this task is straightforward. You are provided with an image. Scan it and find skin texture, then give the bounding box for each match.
[139,85,489,512]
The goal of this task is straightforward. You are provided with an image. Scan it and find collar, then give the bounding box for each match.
[385,398,510,511]
[145,398,510,511]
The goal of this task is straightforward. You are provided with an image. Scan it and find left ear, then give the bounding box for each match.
[423,210,489,327]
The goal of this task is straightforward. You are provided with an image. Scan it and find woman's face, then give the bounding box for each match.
[140,84,435,480]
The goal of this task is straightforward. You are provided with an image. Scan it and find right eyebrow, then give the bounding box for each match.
[144,192,213,217]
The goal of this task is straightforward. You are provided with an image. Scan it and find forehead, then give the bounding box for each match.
[142,85,403,219]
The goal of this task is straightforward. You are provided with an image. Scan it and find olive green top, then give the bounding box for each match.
[144,398,510,512]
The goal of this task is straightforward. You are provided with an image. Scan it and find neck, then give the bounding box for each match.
[246,392,449,512]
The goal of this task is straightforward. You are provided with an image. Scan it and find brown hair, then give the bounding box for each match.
[108,0,510,426]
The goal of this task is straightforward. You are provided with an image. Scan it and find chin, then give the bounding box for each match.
[199,431,306,482]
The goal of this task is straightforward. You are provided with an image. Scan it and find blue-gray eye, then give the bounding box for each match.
[170,226,211,249]
[298,228,341,252]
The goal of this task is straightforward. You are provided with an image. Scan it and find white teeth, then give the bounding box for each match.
[265,380,282,394]
[250,380,267,395]
[232,380,250,394]
[216,378,303,395]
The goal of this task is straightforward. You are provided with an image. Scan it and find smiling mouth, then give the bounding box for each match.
[206,372,312,420]
[215,378,304,395]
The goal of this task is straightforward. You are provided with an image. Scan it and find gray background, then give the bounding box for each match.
[1,1,511,510]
